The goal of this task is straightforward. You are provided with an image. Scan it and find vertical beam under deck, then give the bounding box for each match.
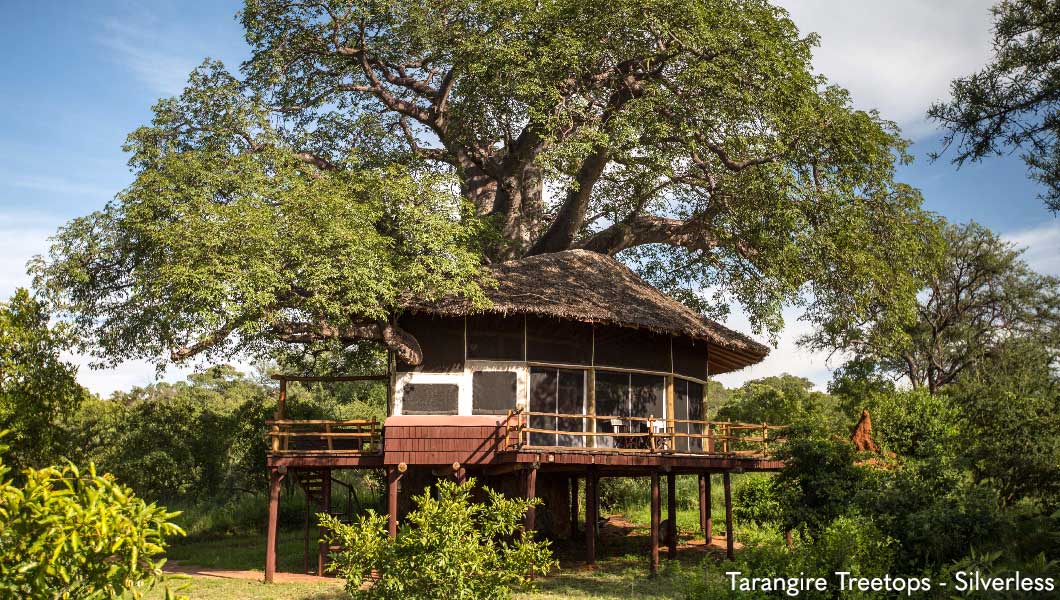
[586,467,598,566]
[702,473,713,543]
[723,471,734,560]
[650,472,660,576]
[524,465,538,532]
[666,473,677,559]
[569,477,579,537]
[265,468,285,583]
[387,467,400,538]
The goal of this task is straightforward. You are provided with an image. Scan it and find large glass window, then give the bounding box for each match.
[528,367,585,446]
[593,371,666,449]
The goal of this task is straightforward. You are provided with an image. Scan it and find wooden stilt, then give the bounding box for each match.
[586,468,597,566]
[666,473,677,559]
[704,473,713,543]
[650,472,661,576]
[569,476,579,537]
[524,465,538,532]
[387,467,400,538]
[317,471,331,576]
[265,468,285,584]
[303,482,310,575]
[698,474,707,543]
[723,471,734,560]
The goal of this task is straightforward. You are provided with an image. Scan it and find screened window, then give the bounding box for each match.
[674,379,705,452]
[401,383,459,415]
[396,314,465,372]
[593,371,666,449]
[467,314,525,361]
[471,371,517,415]
[528,367,585,447]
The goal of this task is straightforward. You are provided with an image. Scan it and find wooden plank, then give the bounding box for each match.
[271,374,388,382]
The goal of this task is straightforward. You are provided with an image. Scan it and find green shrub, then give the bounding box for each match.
[686,516,896,600]
[733,475,781,526]
[0,437,185,599]
[322,478,556,600]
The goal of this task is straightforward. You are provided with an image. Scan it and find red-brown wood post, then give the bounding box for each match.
[524,465,538,532]
[265,468,285,583]
[666,472,677,559]
[569,476,579,537]
[317,471,332,576]
[650,472,661,576]
[698,474,707,542]
[723,471,734,560]
[703,473,713,543]
[387,467,400,538]
[586,467,597,566]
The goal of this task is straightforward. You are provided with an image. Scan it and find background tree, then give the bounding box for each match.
[930,0,1060,211]
[948,337,1060,508]
[0,289,89,472]
[806,221,1060,393]
[32,0,939,369]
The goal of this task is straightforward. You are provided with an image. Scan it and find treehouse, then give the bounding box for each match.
[264,250,783,581]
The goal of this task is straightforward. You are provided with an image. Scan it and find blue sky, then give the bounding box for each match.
[1,0,1057,394]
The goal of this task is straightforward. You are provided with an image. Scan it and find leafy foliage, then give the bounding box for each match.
[948,337,1060,508]
[930,0,1060,211]
[0,436,185,599]
[323,478,556,600]
[31,62,487,371]
[0,289,89,472]
[807,221,1060,393]
[715,374,845,429]
[32,0,941,369]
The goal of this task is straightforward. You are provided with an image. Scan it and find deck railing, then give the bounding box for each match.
[502,410,786,457]
[266,419,383,454]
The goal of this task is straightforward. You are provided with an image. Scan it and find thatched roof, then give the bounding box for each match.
[410,249,769,374]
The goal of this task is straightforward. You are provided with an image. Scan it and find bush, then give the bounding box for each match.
[733,475,781,526]
[323,478,556,600]
[0,437,185,599]
[686,516,896,600]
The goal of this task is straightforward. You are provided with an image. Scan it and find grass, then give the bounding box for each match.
[146,473,761,599]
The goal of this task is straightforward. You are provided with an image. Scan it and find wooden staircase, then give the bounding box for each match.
[294,468,358,576]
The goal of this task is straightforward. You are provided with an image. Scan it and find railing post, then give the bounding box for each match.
[649,414,656,452]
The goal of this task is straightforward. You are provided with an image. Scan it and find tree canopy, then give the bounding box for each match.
[0,289,88,472]
[807,221,1060,393]
[931,0,1060,211]
[33,0,938,367]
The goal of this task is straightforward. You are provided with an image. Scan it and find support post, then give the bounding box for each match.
[700,473,713,543]
[667,472,677,559]
[265,468,285,583]
[387,467,400,538]
[569,476,579,538]
[317,471,331,576]
[524,464,538,532]
[586,467,598,566]
[650,472,661,576]
[723,471,734,560]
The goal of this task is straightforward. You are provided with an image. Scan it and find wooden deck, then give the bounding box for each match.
[266,414,784,472]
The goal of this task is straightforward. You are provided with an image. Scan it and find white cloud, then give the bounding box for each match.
[712,306,841,391]
[1004,220,1060,276]
[5,174,116,200]
[97,16,200,96]
[776,0,996,139]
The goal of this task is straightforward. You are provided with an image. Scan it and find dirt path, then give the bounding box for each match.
[164,563,341,584]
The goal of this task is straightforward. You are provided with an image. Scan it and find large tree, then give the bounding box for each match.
[807,221,1060,393]
[930,0,1060,211]
[0,289,88,471]
[33,0,937,368]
